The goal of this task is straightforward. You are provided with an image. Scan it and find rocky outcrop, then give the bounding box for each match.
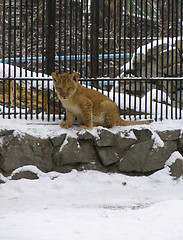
[120,39,183,110]
[0,127,183,181]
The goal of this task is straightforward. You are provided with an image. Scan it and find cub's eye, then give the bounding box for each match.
[57,87,62,91]
[68,87,72,91]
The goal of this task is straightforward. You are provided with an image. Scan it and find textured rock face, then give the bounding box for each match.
[0,128,183,179]
[0,131,53,173]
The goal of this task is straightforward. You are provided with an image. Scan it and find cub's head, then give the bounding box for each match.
[51,72,79,100]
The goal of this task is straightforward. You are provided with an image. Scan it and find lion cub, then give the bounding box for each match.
[52,72,152,129]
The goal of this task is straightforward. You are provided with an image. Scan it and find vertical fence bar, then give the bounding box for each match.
[129,0,132,77]
[145,0,148,119]
[160,0,164,120]
[42,0,45,120]
[166,78,169,119]
[36,0,39,76]
[166,0,170,119]
[139,0,143,119]
[123,0,126,77]
[175,0,178,77]
[175,0,178,119]
[19,0,23,119]
[25,0,28,120]
[75,1,78,72]
[8,0,11,119]
[64,0,67,72]
[42,0,45,76]
[13,0,17,118]
[113,0,116,78]
[123,0,127,121]
[123,78,126,119]
[118,0,122,78]
[85,0,89,78]
[59,0,62,73]
[102,0,105,76]
[180,0,183,118]
[161,0,164,77]
[70,0,73,73]
[90,0,93,78]
[171,78,173,119]
[150,0,154,119]
[155,0,159,121]
[69,0,72,73]
[30,0,34,119]
[156,0,159,77]
[80,0,83,77]
[46,0,56,75]
[167,0,170,77]
[113,0,116,101]
[181,0,183,78]
[140,0,143,78]
[2,0,5,118]
[107,0,110,77]
[134,0,137,120]
[150,0,153,78]
[118,0,122,111]
[171,0,174,76]
[134,0,137,77]
[47,79,50,121]
[93,0,99,78]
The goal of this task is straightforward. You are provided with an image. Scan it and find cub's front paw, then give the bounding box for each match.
[60,121,72,128]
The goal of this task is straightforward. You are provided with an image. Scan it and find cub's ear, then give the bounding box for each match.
[71,72,79,82]
[51,72,58,83]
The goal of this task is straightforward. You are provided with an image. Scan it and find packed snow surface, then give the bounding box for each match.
[0,168,183,240]
[0,117,183,139]
[0,118,183,240]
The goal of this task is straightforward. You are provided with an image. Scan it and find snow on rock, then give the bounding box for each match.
[151,131,164,149]
[166,151,183,166]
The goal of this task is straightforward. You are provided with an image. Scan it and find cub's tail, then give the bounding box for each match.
[117,118,153,126]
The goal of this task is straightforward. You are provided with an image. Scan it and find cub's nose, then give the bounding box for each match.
[63,96,66,99]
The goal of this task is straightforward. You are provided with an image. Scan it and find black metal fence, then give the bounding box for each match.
[0,0,183,121]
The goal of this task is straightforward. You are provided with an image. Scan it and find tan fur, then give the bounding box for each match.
[52,72,153,129]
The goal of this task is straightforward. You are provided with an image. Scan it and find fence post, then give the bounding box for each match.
[46,0,56,75]
[91,0,99,79]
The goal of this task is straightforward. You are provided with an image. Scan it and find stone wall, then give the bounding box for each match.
[0,126,183,181]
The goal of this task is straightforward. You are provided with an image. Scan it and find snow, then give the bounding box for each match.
[1,116,183,139]
[0,168,183,240]
[0,62,49,79]
[0,118,183,239]
[166,151,183,166]
[121,37,182,75]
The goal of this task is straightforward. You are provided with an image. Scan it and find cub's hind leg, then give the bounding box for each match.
[99,100,119,128]
[80,99,93,129]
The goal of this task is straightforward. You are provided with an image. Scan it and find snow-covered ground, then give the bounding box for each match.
[0,169,183,240]
[0,118,183,240]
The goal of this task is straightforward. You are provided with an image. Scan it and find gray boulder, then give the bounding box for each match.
[119,139,153,173]
[0,132,53,172]
[143,141,177,172]
[53,138,98,166]
[169,159,183,179]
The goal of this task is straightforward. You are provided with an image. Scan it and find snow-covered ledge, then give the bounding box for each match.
[0,118,183,182]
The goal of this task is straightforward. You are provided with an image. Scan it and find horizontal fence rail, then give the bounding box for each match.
[0,0,183,121]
